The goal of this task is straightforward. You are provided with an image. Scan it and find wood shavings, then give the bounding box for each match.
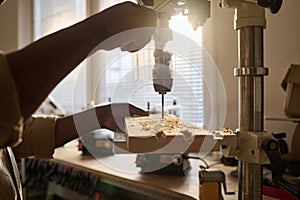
[125,114,212,153]
[135,114,182,136]
[181,130,194,142]
[155,130,167,142]
[126,114,205,138]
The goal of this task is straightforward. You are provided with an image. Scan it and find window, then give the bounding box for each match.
[33,0,87,114]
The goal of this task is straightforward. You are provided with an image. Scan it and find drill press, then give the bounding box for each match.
[138,0,283,199]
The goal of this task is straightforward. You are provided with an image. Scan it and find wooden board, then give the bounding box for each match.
[125,114,219,153]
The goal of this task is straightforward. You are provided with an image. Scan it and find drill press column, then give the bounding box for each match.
[237,26,265,200]
[234,3,267,200]
[220,1,282,199]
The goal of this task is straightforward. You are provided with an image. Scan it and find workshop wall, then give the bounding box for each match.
[203,0,300,147]
[0,0,18,52]
[0,0,32,52]
[264,0,300,145]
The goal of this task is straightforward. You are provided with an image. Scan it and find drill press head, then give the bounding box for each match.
[138,0,211,118]
[139,0,211,96]
[138,0,210,29]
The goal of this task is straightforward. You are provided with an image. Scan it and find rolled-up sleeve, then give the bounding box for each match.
[13,116,57,159]
[0,51,24,148]
[1,51,57,159]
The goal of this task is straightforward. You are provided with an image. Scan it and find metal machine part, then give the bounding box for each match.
[79,130,114,157]
[206,0,279,198]
[220,1,282,199]
[35,95,66,116]
[199,169,235,200]
[152,12,173,119]
[152,49,173,119]
[135,153,191,176]
[138,0,210,29]
[220,0,282,14]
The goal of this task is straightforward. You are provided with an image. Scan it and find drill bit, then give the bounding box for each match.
[162,94,164,119]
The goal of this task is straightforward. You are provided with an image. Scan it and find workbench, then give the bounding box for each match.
[50,141,238,200]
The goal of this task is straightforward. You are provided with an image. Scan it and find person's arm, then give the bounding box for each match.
[55,103,148,147]
[13,103,148,158]
[7,2,156,120]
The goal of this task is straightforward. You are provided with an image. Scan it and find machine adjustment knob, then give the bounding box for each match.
[258,0,283,14]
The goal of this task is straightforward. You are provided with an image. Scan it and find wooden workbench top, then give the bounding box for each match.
[52,142,238,200]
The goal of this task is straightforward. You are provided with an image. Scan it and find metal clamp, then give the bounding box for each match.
[234,67,269,76]
[213,129,238,158]
[237,130,273,164]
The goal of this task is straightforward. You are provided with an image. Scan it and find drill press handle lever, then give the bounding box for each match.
[257,0,283,14]
[260,138,285,183]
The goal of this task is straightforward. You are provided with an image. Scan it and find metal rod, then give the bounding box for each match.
[237,26,264,200]
[162,94,164,119]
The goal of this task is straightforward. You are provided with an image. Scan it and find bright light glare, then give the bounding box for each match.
[170,13,202,44]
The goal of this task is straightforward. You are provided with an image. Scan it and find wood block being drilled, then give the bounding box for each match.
[125,114,219,153]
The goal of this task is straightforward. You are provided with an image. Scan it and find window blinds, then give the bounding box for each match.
[33,0,87,114]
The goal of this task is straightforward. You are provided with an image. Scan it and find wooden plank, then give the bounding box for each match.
[125,114,219,153]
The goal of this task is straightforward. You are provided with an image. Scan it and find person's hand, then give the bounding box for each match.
[97,2,157,52]
[95,103,149,132]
